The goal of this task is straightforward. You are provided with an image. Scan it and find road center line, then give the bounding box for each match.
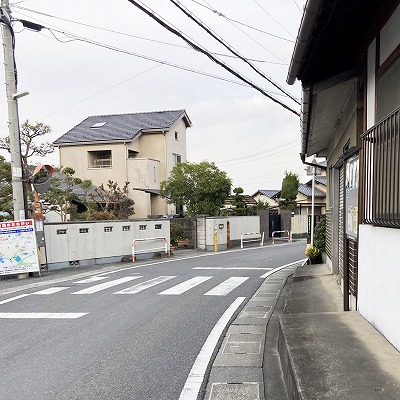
[178,296,246,400]
[0,312,88,319]
[0,293,31,305]
[193,267,272,270]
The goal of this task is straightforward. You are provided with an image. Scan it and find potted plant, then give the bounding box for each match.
[305,244,321,264]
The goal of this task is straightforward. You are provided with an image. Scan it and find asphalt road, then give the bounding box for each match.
[0,242,305,400]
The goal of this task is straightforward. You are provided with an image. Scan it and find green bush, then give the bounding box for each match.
[170,222,185,246]
[313,218,326,253]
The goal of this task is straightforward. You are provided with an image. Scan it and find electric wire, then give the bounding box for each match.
[251,0,296,39]
[169,0,300,104]
[189,0,294,43]
[11,4,283,65]
[127,0,300,116]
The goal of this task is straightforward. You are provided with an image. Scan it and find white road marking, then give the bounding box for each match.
[0,312,87,319]
[178,297,246,400]
[72,276,141,294]
[193,267,272,271]
[259,260,306,278]
[204,277,249,296]
[33,287,70,295]
[0,294,30,305]
[159,276,212,295]
[74,276,108,284]
[115,276,176,294]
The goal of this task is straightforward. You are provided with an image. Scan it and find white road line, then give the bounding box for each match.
[115,276,176,294]
[33,287,70,295]
[74,276,108,284]
[72,276,141,294]
[0,312,88,319]
[259,259,306,278]
[204,277,249,296]
[193,267,272,271]
[0,294,30,305]
[178,297,246,400]
[159,276,212,295]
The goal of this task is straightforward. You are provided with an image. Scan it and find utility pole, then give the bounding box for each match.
[1,0,25,220]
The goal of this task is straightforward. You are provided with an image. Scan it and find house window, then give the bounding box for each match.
[173,153,181,165]
[155,224,162,229]
[174,131,178,140]
[361,105,400,227]
[88,150,112,168]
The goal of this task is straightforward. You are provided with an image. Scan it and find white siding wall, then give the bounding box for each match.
[358,225,400,351]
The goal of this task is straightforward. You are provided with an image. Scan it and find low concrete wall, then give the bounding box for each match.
[43,219,170,270]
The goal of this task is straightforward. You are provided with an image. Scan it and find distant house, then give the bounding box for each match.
[53,110,192,218]
[288,1,400,349]
[252,182,326,215]
[252,190,280,208]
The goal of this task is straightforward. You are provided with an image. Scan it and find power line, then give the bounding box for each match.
[251,0,296,39]
[127,0,300,116]
[11,4,283,65]
[188,0,294,43]
[169,0,300,104]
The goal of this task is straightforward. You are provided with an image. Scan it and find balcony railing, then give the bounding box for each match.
[89,158,112,168]
[361,106,400,228]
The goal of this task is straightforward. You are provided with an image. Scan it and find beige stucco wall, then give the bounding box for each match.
[58,117,189,219]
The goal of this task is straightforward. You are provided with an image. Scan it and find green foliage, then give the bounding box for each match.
[86,211,116,221]
[170,222,185,246]
[313,218,326,253]
[232,187,247,216]
[279,170,299,211]
[0,156,12,220]
[160,161,232,216]
[305,244,320,258]
[92,180,135,220]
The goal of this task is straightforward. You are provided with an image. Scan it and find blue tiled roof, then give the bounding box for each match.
[298,183,325,197]
[53,110,191,145]
[252,189,280,198]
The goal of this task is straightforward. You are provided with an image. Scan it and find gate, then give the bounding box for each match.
[269,210,281,237]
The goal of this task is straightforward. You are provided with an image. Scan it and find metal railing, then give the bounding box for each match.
[240,232,264,248]
[132,237,168,262]
[361,106,400,228]
[271,230,291,244]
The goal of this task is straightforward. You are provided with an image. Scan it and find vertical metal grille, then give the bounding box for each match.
[338,167,344,278]
[325,209,333,259]
[361,106,400,227]
[348,239,358,296]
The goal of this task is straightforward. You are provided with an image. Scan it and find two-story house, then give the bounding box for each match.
[53,110,192,219]
[288,0,400,350]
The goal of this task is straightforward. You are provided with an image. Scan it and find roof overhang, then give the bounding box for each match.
[300,71,358,160]
[288,0,398,160]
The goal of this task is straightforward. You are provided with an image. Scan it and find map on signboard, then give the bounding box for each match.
[0,220,39,275]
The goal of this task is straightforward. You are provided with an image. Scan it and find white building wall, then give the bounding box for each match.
[358,225,400,351]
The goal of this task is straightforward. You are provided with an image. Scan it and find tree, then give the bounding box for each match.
[90,180,135,220]
[232,187,247,216]
[0,120,54,216]
[42,167,81,222]
[0,156,12,220]
[0,120,54,173]
[279,170,299,211]
[160,161,232,216]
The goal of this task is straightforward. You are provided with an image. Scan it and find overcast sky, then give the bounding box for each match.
[1,0,307,194]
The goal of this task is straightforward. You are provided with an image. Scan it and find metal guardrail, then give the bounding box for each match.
[240,232,264,248]
[132,237,168,262]
[271,230,292,244]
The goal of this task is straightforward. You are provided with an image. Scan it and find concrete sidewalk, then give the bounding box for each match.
[279,263,400,399]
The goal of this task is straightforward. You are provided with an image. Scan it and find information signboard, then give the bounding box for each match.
[0,219,40,275]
